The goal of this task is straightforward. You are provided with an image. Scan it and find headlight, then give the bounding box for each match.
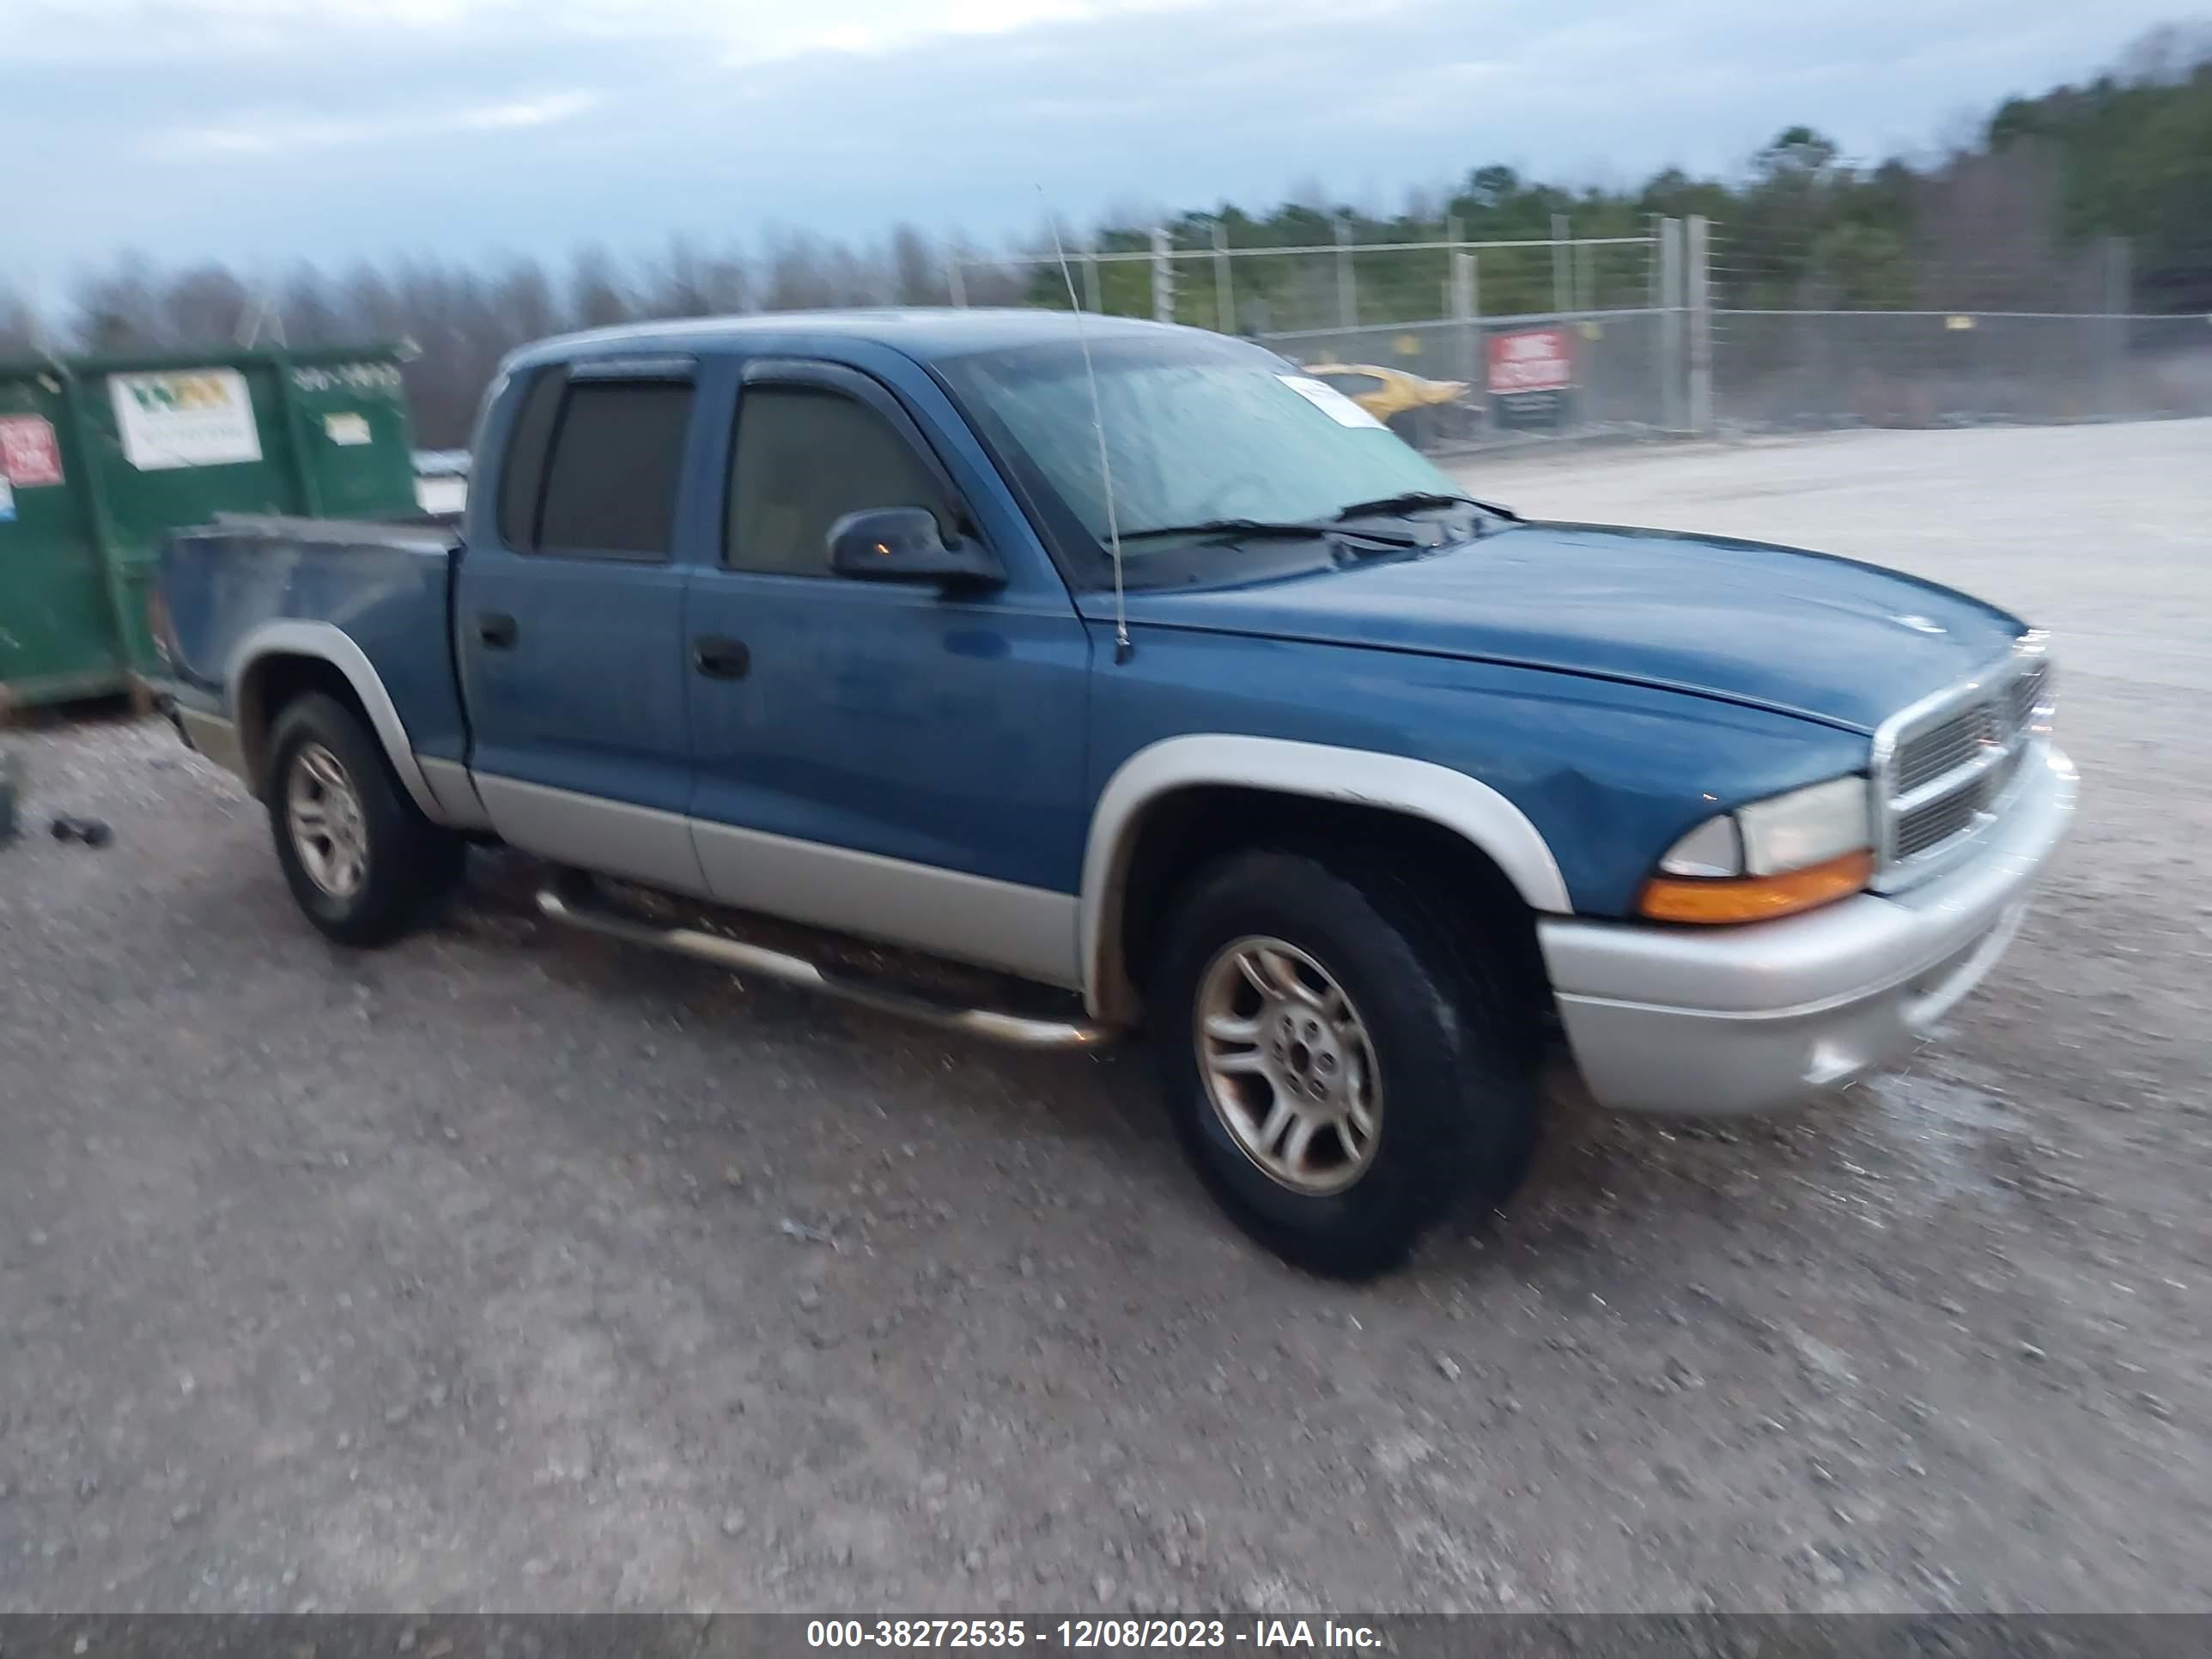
[1640,775,1875,924]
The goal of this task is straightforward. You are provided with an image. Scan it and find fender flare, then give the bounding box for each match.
[225,621,446,821]
[1079,735,1572,1021]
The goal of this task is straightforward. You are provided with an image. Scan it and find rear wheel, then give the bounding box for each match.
[1150,850,1539,1278]
[265,692,466,947]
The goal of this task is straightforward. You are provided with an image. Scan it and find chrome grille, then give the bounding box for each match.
[1893,704,1999,794]
[1872,633,2051,890]
[1895,788,1979,860]
[2009,659,2051,729]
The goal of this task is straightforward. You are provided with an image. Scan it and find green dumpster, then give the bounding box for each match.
[0,344,421,712]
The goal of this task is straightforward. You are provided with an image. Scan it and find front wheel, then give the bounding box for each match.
[1149,851,1539,1278]
[265,692,466,947]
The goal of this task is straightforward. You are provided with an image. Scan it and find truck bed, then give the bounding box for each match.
[159,513,471,776]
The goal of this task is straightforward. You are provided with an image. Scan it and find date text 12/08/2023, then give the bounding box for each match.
[805,1620,1384,1650]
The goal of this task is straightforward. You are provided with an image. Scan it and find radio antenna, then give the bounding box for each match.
[1042,198,1130,663]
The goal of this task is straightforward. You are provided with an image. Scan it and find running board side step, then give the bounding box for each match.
[535,885,1116,1051]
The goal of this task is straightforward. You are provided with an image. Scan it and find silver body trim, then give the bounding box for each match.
[1080,735,1572,1021]
[223,621,447,823]
[416,757,495,833]
[693,819,1080,989]
[468,776,1080,988]
[1542,744,2075,1115]
[173,708,248,782]
[536,887,1110,1049]
[472,775,710,894]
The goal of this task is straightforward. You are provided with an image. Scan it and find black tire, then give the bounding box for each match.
[264,692,466,948]
[1148,850,1539,1279]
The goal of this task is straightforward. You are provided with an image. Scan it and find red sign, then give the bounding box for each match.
[1486,328,1574,394]
[0,415,64,487]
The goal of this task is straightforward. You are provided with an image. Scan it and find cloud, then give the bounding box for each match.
[2,0,1208,66]
[0,0,2191,295]
[158,90,604,156]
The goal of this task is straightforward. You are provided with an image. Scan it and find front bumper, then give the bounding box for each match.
[1540,744,2076,1115]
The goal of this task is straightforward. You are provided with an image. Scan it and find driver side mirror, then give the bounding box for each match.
[828,507,1004,587]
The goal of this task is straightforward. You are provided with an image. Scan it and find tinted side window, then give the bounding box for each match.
[536,380,694,558]
[1318,372,1385,397]
[495,368,565,547]
[726,385,945,575]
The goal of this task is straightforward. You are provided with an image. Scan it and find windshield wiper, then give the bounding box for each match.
[1117,517,1419,548]
[1329,490,1498,521]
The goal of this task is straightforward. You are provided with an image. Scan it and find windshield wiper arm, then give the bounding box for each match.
[1117,517,1419,548]
[1329,490,1501,521]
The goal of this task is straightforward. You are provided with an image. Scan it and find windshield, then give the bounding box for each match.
[937,333,1462,566]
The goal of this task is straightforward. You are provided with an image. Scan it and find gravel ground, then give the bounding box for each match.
[3,420,2208,1613]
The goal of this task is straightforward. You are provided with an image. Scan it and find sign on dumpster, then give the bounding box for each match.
[109,368,263,471]
[0,415,64,488]
[1486,327,1574,434]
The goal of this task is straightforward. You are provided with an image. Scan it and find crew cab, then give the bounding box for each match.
[150,310,2075,1276]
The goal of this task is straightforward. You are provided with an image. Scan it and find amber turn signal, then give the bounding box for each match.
[1637,849,1875,924]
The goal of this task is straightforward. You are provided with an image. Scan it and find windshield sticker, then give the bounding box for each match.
[1278,374,1385,429]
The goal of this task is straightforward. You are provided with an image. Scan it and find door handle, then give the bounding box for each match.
[477,611,519,649]
[692,636,750,680]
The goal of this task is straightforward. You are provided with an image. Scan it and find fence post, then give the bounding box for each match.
[946,253,967,308]
[1451,250,1480,388]
[1658,217,1685,434]
[1551,214,1570,316]
[1083,247,1101,315]
[1445,214,1462,329]
[1212,221,1233,334]
[1151,227,1174,324]
[1335,216,1356,328]
[1686,215,1714,436]
[2103,236,2132,417]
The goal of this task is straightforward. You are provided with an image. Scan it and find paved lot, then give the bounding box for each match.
[3,420,2209,1613]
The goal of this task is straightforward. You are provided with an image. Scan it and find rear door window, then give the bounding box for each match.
[494,368,565,548]
[534,380,695,559]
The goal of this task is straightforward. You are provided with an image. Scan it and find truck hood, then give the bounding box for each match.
[1094,521,2027,732]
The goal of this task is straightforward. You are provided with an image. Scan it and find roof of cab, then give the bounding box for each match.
[506,307,1198,373]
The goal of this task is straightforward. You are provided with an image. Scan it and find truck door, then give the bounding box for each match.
[454,357,708,891]
[683,358,1092,988]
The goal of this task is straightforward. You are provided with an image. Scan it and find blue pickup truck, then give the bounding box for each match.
[150,310,2075,1276]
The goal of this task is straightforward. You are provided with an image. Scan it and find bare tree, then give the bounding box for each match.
[0,285,40,356]
[2118,21,2212,85]
[71,255,164,352]
[762,230,836,312]
[280,264,345,344]
[568,246,631,330]
[489,258,561,344]
[889,224,943,306]
[163,264,251,344]
[1913,142,2096,311]
[647,234,714,318]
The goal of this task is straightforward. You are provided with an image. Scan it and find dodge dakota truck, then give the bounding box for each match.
[150,310,2075,1277]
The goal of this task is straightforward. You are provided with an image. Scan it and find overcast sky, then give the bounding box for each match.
[3,0,2191,295]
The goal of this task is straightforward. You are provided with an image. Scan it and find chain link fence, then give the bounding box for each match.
[961,219,2212,452]
[1262,309,1677,452]
[1712,308,2212,430]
